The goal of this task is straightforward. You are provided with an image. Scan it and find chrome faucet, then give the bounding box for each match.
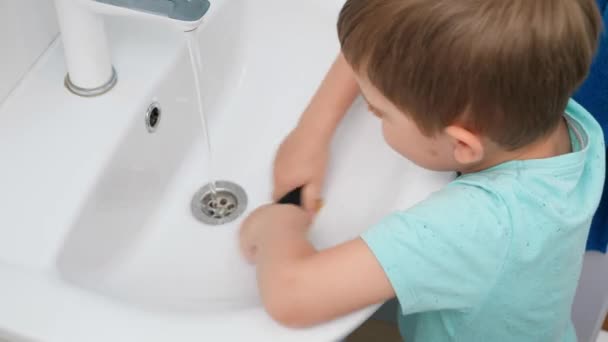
[54,0,211,97]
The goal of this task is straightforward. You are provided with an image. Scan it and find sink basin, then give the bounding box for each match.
[0,0,451,340]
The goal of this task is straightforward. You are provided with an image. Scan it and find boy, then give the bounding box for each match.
[240,0,606,340]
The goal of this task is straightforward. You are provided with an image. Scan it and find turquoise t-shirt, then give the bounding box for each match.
[362,100,606,342]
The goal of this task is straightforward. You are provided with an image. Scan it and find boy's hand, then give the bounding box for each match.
[240,204,394,327]
[272,122,329,213]
[240,204,312,263]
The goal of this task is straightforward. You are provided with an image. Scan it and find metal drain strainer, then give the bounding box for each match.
[191,181,248,225]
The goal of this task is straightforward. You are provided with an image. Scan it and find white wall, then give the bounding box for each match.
[0,1,59,104]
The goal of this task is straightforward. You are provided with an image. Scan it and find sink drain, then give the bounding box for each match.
[191,181,248,225]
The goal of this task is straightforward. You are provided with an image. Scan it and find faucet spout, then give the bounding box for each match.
[96,0,210,21]
[91,0,211,31]
[54,0,210,97]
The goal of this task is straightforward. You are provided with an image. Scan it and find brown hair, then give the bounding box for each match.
[338,0,602,149]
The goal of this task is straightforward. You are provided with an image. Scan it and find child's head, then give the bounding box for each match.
[338,0,602,171]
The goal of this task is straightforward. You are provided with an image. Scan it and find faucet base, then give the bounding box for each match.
[64,67,118,97]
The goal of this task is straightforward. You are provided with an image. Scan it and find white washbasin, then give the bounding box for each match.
[0,0,451,340]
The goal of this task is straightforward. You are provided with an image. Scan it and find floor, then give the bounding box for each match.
[346,320,402,342]
[347,320,608,342]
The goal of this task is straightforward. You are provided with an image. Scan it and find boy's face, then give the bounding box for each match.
[355,75,464,172]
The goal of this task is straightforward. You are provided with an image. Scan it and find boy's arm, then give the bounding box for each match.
[244,185,510,328]
[297,53,361,139]
[259,237,395,327]
[240,205,395,328]
[272,53,360,209]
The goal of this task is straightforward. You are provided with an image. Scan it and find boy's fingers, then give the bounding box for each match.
[272,183,289,202]
[303,183,324,214]
[244,245,257,264]
[271,174,286,200]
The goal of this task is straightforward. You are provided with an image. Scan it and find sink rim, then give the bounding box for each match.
[0,261,381,342]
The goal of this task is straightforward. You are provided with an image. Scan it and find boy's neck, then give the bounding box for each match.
[461,117,572,174]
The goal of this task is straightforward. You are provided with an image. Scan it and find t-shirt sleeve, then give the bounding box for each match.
[361,183,510,315]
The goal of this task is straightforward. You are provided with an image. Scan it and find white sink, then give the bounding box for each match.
[0,0,451,340]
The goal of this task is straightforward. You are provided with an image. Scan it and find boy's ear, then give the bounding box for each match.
[444,125,485,165]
